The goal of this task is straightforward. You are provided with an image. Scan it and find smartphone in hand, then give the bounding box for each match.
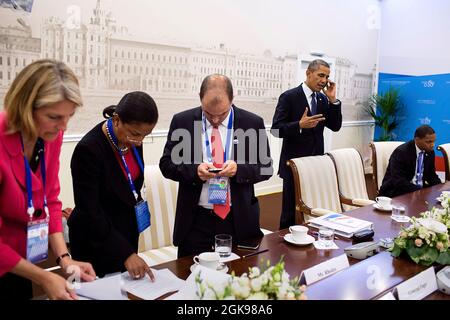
[208,168,223,173]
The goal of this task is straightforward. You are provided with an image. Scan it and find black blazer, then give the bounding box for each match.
[379,140,442,198]
[159,105,273,245]
[271,85,342,179]
[68,122,144,277]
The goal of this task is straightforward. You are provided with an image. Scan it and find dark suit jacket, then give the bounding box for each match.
[159,105,273,245]
[271,85,342,179]
[68,122,144,277]
[378,140,441,198]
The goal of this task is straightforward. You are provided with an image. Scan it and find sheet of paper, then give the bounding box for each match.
[220,252,240,263]
[76,273,127,300]
[124,268,185,300]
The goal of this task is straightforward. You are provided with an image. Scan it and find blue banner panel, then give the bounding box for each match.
[377,73,450,150]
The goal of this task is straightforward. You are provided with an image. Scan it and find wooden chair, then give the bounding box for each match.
[138,165,178,266]
[327,148,375,211]
[369,141,404,192]
[288,155,345,224]
[437,143,450,181]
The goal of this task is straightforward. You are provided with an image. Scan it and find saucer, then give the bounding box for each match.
[284,233,315,246]
[190,263,229,273]
[373,203,392,212]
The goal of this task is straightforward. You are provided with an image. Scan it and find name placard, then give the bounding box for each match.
[396,267,438,300]
[301,254,350,285]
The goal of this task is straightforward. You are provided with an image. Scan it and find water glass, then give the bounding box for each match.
[215,234,232,257]
[318,227,334,248]
[391,204,408,222]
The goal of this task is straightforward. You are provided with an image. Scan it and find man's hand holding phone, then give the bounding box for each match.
[322,80,337,103]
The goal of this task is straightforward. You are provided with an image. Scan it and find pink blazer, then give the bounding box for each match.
[0,112,63,276]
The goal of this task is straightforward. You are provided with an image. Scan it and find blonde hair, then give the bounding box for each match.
[4,59,83,140]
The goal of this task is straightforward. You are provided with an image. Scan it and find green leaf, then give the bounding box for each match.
[406,242,439,266]
[390,244,403,257]
[436,251,450,265]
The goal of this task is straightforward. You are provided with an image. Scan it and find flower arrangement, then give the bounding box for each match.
[390,217,450,266]
[195,258,307,300]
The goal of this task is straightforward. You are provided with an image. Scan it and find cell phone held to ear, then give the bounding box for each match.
[237,239,261,250]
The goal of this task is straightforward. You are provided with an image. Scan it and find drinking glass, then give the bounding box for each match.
[318,227,334,248]
[215,234,232,258]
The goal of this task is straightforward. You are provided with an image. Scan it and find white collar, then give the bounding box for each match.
[301,82,315,98]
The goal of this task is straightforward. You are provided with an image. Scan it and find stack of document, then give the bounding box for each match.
[308,213,373,238]
[76,268,185,300]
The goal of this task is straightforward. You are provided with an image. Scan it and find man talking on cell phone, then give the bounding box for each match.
[271,59,342,229]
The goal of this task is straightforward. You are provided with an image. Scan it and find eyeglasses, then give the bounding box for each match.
[126,135,145,144]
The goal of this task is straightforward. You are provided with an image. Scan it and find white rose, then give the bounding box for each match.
[250,277,262,292]
[250,267,260,278]
[240,285,250,299]
[418,218,448,234]
[238,276,250,287]
[231,282,243,297]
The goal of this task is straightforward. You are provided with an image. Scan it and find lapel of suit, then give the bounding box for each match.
[192,107,203,164]
[101,131,137,206]
[4,131,42,193]
[297,85,310,116]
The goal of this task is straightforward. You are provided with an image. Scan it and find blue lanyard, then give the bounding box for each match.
[21,137,48,220]
[202,107,233,164]
[106,119,143,202]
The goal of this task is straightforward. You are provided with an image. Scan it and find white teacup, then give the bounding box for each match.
[193,252,220,270]
[376,196,392,209]
[289,225,308,242]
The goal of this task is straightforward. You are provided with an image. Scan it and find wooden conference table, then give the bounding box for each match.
[147,182,450,300]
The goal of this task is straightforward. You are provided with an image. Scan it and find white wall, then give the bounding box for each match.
[379,0,450,75]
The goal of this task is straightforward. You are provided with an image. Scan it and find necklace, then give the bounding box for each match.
[105,121,129,153]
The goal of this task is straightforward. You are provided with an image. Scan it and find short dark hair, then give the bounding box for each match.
[199,74,233,101]
[103,91,158,125]
[414,125,435,138]
[307,59,330,72]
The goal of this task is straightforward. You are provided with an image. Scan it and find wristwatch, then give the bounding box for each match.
[56,252,72,266]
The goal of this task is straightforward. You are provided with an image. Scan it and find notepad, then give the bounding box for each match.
[308,213,373,238]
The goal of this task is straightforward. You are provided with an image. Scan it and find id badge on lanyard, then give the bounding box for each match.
[135,200,151,233]
[27,217,49,264]
[22,136,49,263]
[208,177,229,205]
[203,108,233,206]
[107,119,151,233]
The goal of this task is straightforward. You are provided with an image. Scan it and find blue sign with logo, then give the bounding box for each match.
[377,72,450,149]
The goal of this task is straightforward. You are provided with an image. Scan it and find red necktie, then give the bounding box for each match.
[211,126,230,219]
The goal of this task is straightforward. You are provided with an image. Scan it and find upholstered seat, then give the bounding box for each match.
[288,155,343,224]
[138,165,272,266]
[437,143,450,181]
[138,165,179,266]
[369,141,404,192]
[327,148,375,211]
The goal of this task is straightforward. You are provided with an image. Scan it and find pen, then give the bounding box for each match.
[242,249,269,259]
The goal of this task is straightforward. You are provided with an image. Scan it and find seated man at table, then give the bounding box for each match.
[378,125,442,198]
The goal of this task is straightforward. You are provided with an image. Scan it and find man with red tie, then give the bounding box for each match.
[160,74,273,258]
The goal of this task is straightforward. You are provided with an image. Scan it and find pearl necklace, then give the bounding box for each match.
[105,121,129,153]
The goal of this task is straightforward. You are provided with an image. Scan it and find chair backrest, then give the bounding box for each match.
[289,155,342,222]
[370,141,404,190]
[138,165,178,252]
[437,143,450,181]
[327,148,369,211]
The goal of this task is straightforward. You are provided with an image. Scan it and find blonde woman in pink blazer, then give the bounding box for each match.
[0,60,95,299]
